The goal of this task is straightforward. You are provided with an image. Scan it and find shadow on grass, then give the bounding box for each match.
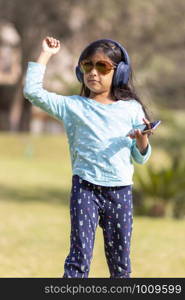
[0,184,71,206]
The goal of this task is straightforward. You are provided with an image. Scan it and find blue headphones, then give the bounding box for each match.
[75,38,131,87]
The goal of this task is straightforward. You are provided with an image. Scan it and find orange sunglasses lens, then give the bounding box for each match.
[80,60,115,74]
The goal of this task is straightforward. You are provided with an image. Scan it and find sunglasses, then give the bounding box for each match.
[80,60,116,75]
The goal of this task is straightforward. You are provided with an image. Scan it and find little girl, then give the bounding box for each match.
[23,36,152,278]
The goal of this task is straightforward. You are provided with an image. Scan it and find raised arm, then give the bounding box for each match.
[23,37,67,121]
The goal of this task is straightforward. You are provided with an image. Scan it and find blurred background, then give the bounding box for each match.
[0,0,184,277]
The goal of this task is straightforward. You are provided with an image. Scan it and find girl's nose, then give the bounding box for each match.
[89,67,98,76]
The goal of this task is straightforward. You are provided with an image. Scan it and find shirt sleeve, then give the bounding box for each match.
[23,61,66,121]
[131,102,152,164]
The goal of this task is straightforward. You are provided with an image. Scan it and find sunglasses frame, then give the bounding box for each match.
[80,59,117,75]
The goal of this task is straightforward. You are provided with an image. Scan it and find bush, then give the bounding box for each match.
[134,156,185,218]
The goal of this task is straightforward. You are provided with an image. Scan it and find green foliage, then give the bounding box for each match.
[138,156,185,200]
[134,156,185,218]
[133,107,185,218]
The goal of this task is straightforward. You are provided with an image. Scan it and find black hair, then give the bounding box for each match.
[79,40,150,120]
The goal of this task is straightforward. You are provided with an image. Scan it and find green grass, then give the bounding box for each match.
[0,133,184,277]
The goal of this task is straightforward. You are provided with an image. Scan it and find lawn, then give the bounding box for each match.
[0,133,184,277]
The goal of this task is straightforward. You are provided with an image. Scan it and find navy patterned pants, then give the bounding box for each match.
[63,175,133,278]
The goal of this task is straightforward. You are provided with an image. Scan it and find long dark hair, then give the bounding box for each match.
[79,40,150,120]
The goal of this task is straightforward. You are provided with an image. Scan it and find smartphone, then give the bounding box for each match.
[127,120,161,136]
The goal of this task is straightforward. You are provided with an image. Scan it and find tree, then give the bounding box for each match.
[0,0,74,131]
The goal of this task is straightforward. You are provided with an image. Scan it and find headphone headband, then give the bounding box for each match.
[77,38,130,66]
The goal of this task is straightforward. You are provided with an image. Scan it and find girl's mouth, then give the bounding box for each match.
[87,79,99,83]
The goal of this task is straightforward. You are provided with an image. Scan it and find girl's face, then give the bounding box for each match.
[82,51,115,98]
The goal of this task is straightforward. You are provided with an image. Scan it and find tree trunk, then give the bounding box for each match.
[9,74,32,132]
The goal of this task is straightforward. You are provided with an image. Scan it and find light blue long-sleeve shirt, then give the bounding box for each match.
[23,62,152,186]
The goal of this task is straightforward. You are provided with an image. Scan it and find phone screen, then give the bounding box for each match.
[127,120,161,136]
[142,120,161,132]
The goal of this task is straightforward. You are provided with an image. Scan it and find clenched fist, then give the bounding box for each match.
[42,36,61,55]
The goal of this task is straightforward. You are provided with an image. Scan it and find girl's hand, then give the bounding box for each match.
[42,36,61,55]
[129,118,152,153]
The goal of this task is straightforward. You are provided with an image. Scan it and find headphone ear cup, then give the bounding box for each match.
[75,66,83,82]
[122,64,130,85]
[113,62,130,87]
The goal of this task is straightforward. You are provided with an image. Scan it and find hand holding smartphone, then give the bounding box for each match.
[127,120,161,136]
